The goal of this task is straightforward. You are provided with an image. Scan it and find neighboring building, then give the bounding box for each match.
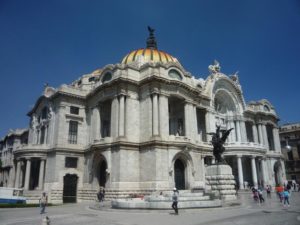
[0,129,28,187]
[0,30,285,203]
[279,122,300,182]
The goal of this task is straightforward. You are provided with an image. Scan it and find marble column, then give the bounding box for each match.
[273,128,281,152]
[152,94,159,136]
[240,121,247,143]
[192,105,198,141]
[38,159,45,190]
[226,121,232,143]
[230,121,236,142]
[37,129,41,144]
[258,124,263,145]
[24,158,31,190]
[251,156,258,187]
[118,95,125,137]
[201,155,205,181]
[44,126,48,144]
[261,158,267,186]
[205,112,211,142]
[159,95,169,138]
[280,159,287,182]
[236,121,241,142]
[92,107,100,140]
[237,155,244,189]
[111,97,119,138]
[184,103,191,138]
[252,123,258,143]
[262,124,269,150]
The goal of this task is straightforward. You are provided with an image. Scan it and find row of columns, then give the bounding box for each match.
[91,94,126,141]
[151,96,200,139]
[90,92,281,150]
[227,119,281,152]
[236,155,269,189]
[252,123,280,151]
[14,158,46,190]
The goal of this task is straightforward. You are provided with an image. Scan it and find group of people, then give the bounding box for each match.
[37,181,297,215]
[275,183,292,207]
[251,187,265,203]
[251,182,296,207]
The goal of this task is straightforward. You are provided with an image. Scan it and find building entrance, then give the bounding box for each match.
[63,174,78,203]
[174,159,185,190]
[98,160,107,187]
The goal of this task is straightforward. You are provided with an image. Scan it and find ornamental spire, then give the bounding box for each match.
[146,26,157,49]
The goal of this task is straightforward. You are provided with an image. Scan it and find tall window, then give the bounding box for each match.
[100,100,111,138]
[266,125,275,150]
[196,108,207,142]
[68,121,78,144]
[245,122,254,142]
[168,97,185,136]
[288,151,294,161]
[40,126,46,144]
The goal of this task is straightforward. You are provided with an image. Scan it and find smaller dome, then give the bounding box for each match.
[121,48,180,65]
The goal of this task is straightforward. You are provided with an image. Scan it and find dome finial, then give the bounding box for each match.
[146,26,157,49]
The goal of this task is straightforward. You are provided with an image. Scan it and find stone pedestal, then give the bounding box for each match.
[205,164,237,200]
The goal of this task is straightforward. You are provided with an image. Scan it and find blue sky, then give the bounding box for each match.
[0,0,299,138]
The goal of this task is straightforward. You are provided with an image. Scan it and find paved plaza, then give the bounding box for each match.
[0,192,299,225]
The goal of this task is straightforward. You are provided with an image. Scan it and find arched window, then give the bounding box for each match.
[168,69,182,81]
[264,105,270,112]
[102,72,112,83]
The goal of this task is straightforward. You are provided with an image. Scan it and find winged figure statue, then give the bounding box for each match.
[207,125,234,164]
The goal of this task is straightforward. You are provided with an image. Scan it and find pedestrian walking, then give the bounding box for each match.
[283,188,290,207]
[275,185,284,203]
[171,187,179,215]
[39,192,48,214]
[258,188,265,203]
[97,187,105,206]
[266,185,271,198]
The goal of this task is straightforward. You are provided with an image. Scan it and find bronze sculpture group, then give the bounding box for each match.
[208,125,234,164]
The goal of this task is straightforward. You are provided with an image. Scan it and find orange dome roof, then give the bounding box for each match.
[121,48,180,65]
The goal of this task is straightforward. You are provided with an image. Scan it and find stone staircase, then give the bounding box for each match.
[111,189,221,209]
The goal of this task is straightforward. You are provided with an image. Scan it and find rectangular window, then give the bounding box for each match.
[245,122,254,142]
[65,157,78,168]
[68,121,78,144]
[70,106,79,115]
[288,151,294,161]
[40,126,46,144]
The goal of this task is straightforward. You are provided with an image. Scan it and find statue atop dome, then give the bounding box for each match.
[146,26,157,49]
[208,60,221,74]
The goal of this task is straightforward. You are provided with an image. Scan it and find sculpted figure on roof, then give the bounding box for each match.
[208,60,221,74]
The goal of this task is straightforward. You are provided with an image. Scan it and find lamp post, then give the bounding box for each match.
[284,136,292,152]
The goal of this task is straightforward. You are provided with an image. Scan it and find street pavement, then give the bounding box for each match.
[0,191,299,225]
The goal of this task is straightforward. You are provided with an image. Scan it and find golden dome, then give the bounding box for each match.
[121,48,180,65]
[121,27,181,66]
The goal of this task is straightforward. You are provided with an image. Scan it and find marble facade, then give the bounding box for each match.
[0,35,286,203]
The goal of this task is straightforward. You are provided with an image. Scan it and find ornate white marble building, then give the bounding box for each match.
[0,31,286,203]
